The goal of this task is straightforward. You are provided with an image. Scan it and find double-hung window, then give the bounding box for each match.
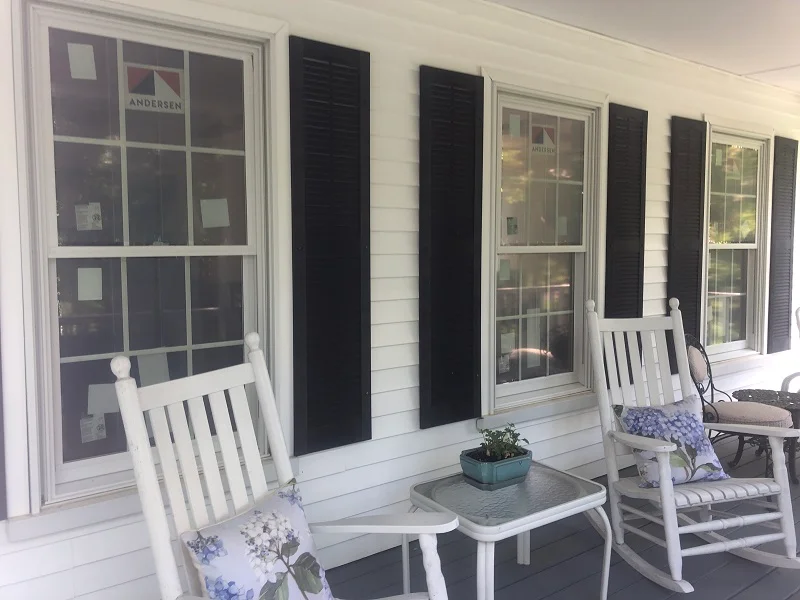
[492,93,599,410]
[704,132,769,355]
[28,7,266,503]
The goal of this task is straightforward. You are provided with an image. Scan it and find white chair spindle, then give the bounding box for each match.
[603,331,623,405]
[625,331,647,406]
[208,390,249,511]
[166,402,209,528]
[149,405,191,534]
[613,331,634,405]
[229,384,269,499]
[654,330,675,404]
[187,396,229,521]
[641,331,662,405]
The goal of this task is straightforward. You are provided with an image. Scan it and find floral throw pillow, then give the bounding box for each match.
[180,482,333,600]
[613,395,730,488]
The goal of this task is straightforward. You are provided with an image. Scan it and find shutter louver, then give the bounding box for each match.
[605,103,648,319]
[419,66,483,429]
[667,116,707,373]
[767,136,798,354]
[289,37,370,454]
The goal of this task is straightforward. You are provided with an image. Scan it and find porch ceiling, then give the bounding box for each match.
[487,0,800,93]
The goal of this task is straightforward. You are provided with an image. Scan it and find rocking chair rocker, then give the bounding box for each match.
[586,299,800,593]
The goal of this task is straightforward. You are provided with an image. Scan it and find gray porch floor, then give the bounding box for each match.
[327,437,800,600]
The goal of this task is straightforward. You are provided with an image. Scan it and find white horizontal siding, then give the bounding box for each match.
[5,0,800,597]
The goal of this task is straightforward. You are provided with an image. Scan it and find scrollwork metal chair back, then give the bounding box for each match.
[684,333,733,423]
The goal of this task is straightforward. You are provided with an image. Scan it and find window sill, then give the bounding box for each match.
[478,389,596,430]
[5,455,293,542]
[707,350,765,376]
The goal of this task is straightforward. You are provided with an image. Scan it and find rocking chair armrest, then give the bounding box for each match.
[309,513,458,535]
[782,371,800,392]
[610,430,677,453]
[703,422,800,438]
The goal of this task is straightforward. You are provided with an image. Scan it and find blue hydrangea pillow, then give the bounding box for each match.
[179,482,333,600]
[613,395,729,488]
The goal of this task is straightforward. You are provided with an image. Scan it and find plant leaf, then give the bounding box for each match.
[697,462,722,472]
[281,540,300,558]
[669,453,689,468]
[259,572,289,600]
[293,552,324,594]
[686,444,698,462]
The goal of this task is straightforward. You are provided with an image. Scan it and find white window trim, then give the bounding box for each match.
[6,0,291,516]
[480,68,608,416]
[700,118,774,363]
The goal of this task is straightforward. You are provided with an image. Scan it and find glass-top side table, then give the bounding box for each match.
[407,461,611,600]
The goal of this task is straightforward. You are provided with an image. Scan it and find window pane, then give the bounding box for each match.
[741,195,756,243]
[557,184,583,245]
[193,345,243,374]
[742,147,758,196]
[558,118,584,182]
[500,107,584,247]
[724,194,742,243]
[128,148,188,245]
[496,253,574,384]
[190,256,243,344]
[710,143,727,194]
[192,154,247,245]
[122,41,186,146]
[706,249,747,345]
[49,29,119,140]
[708,193,725,244]
[190,53,245,151]
[55,142,123,246]
[57,258,124,357]
[61,352,187,462]
[725,145,742,194]
[526,182,556,246]
[127,257,186,350]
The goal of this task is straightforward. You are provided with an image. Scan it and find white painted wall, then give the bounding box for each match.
[3,0,800,598]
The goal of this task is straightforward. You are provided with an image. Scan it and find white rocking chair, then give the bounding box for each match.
[112,333,457,600]
[586,299,800,593]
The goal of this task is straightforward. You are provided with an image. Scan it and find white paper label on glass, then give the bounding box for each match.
[498,354,510,374]
[87,383,119,415]
[526,309,541,368]
[80,413,106,443]
[531,124,557,155]
[138,353,171,386]
[499,259,511,282]
[67,43,97,80]
[557,215,568,238]
[77,267,103,301]
[715,148,723,167]
[506,216,518,236]
[509,114,521,138]
[500,331,516,354]
[75,202,102,231]
[200,198,231,229]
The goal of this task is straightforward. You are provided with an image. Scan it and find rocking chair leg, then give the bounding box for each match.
[769,437,798,558]
[729,435,746,468]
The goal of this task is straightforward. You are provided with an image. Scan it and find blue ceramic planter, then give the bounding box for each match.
[459,448,532,485]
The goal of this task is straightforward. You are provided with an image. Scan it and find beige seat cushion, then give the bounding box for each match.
[712,401,793,428]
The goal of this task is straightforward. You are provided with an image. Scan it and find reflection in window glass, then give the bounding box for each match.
[128,148,188,245]
[706,140,758,347]
[496,253,574,384]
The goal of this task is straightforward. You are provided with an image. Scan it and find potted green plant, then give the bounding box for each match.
[460,424,532,485]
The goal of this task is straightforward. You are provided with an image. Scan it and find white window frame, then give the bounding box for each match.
[701,123,773,362]
[481,70,607,415]
[9,0,291,512]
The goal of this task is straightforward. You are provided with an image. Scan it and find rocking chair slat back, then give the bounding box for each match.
[112,333,294,598]
[587,299,696,442]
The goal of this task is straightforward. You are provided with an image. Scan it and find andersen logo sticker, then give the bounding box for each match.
[126,64,184,114]
[531,125,556,155]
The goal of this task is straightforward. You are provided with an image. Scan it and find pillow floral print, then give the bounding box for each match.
[613,396,729,488]
[180,482,334,600]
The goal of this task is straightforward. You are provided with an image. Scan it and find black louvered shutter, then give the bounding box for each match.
[767,136,798,354]
[419,66,483,429]
[605,104,648,318]
[289,37,370,455]
[667,116,707,372]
